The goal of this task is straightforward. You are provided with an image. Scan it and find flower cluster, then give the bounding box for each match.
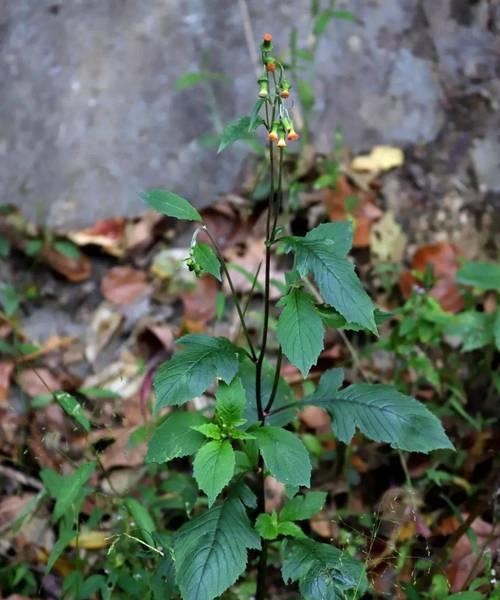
[258,33,299,148]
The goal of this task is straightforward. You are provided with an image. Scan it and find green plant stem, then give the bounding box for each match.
[202,226,257,362]
[264,346,282,415]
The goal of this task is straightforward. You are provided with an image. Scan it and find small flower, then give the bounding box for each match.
[287,128,300,141]
[280,79,291,98]
[277,128,287,148]
[263,32,273,43]
[262,32,273,52]
[268,121,280,142]
[257,77,269,98]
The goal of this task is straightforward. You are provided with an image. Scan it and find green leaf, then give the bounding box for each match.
[254,426,311,488]
[313,9,333,35]
[146,411,208,463]
[249,98,265,131]
[217,116,262,154]
[285,222,377,333]
[277,287,324,377]
[456,260,500,291]
[0,284,20,316]
[192,242,221,281]
[174,498,260,600]
[333,10,357,21]
[306,376,454,453]
[280,491,327,522]
[46,528,76,573]
[153,335,239,411]
[318,305,391,332]
[297,79,315,111]
[255,512,278,540]
[215,291,225,319]
[495,310,500,351]
[125,497,156,545]
[216,377,246,426]
[192,423,222,440]
[277,521,306,538]
[175,71,227,91]
[53,240,80,259]
[25,239,43,256]
[54,392,90,432]
[0,234,9,258]
[193,440,235,507]
[281,537,368,599]
[239,357,297,427]
[40,461,96,522]
[141,189,202,222]
[446,593,484,600]
[444,311,495,351]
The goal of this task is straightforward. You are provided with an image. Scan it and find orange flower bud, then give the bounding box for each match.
[266,61,276,72]
[288,130,300,141]
[268,130,279,142]
[263,33,273,43]
[277,137,287,148]
[281,89,289,98]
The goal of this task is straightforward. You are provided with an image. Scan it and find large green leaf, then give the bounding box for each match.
[141,189,202,222]
[285,222,377,333]
[280,491,327,522]
[146,411,208,463]
[456,260,500,291]
[277,287,324,377]
[153,335,240,411]
[217,116,262,154]
[306,374,454,453]
[193,440,235,507]
[216,377,247,426]
[40,461,96,522]
[254,426,311,488]
[174,498,260,600]
[444,310,495,351]
[281,537,368,599]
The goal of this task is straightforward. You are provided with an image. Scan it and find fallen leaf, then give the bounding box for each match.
[0,360,14,405]
[400,242,464,312]
[264,476,286,513]
[101,266,149,305]
[181,275,217,332]
[323,176,382,247]
[125,211,164,253]
[69,530,109,550]
[68,217,126,257]
[352,145,404,173]
[299,406,331,433]
[370,211,407,263]
[17,368,61,398]
[41,245,92,282]
[85,303,123,363]
[81,352,142,397]
[310,512,336,539]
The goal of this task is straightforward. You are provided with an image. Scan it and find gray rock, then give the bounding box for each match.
[1,0,497,228]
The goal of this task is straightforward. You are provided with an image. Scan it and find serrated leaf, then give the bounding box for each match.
[255,512,278,540]
[216,377,246,426]
[280,491,327,522]
[40,461,96,522]
[217,116,262,154]
[281,537,368,598]
[239,357,297,426]
[54,392,90,432]
[192,242,221,281]
[192,423,222,440]
[193,440,235,507]
[255,426,311,488]
[277,521,306,539]
[306,376,454,453]
[141,189,202,222]
[146,411,208,463]
[285,222,377,333]
[174,498,260,600]
[456,260,500,291]
[277,288,324,377]
[153,335,239,411]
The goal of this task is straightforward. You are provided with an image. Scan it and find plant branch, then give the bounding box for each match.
[202,226,257,361]
[264,346,282,415]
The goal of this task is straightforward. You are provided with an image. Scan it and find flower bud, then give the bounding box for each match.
[277,127,287,148]
[262,32,273,51]
[265,57,276,72]
[287,128,300,141]
[257,77,269,98]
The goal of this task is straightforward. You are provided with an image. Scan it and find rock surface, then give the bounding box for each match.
[1,0,498,228]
